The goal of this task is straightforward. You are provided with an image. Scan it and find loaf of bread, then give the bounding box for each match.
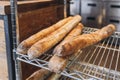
[26,69,51,80]
[48,23,83,73]
[28,15,82,59]
[56,24,116,57]
[17,17,73,54]
[47,73,61,80]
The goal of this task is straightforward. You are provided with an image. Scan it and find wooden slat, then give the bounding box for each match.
[0,0,53,6]
[0,0,54,15]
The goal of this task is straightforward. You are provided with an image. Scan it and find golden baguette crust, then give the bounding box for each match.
[56,24,116,57]
[17,17,73,54]
[48,23,84,73]
[47,73,61,80]
[28,15,82,59]
[26,69,51,80]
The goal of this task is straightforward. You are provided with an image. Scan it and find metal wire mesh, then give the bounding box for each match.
[17,27,120,80]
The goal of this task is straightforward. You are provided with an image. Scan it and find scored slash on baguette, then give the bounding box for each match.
[17,17,73,54]
[27,15,82,59]
[53,23,84,55]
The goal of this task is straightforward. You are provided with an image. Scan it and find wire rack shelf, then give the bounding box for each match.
[17,27,120,80]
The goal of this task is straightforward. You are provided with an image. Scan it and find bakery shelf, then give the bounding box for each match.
[17,27,120,80]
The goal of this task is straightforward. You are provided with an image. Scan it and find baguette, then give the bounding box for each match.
[48,23,83,73]
[26,69,51,80]
[28,15,82,59]
[56,24,116,57]
[17,17,73,54]
[47,73,61,80]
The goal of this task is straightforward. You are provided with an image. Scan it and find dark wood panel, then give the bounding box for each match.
[21,62,40,80]
[18,5,59,42]
[0,1,55,15]
[18,5,64,80]
[0,1,64,80]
